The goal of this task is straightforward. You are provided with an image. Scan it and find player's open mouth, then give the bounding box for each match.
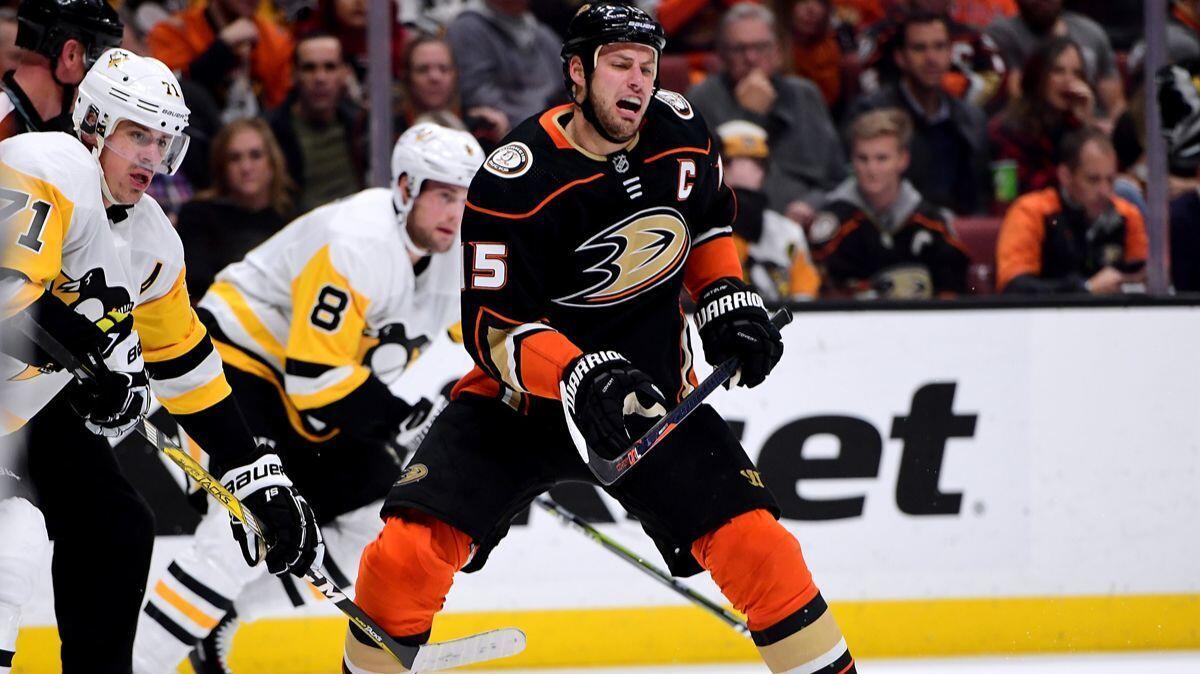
[616,96,642,118]
[129,170,152,190]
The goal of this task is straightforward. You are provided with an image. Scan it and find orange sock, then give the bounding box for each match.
[693,509,854,673]
[354,511,472,640]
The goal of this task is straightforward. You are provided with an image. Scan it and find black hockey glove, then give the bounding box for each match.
[64,363,150,438]
[220,454,324,577]
[694,277,783,388]
[560,351,668,460]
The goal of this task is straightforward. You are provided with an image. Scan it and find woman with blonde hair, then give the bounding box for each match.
[177,117,295,298]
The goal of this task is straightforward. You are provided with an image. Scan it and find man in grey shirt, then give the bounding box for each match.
[986,0,1124,124]
[687,2,845,226]
[446,0,562,129]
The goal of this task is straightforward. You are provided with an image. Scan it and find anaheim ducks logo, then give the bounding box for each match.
[554,207,690,308]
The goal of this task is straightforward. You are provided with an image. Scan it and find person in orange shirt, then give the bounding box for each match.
[147,0,294,115]
[788,0,855,112]
[996,127,1148,294]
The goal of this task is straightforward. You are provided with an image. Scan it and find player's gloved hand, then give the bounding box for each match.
[694,277,783,388]
[220,454,324,577]
[64,365,150,437]
[392,396,445,454]
[560,351,668,460]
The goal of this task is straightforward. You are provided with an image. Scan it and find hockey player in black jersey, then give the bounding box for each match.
[343,4,856,673]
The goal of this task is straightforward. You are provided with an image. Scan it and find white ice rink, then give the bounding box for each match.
[472,652,1200,673]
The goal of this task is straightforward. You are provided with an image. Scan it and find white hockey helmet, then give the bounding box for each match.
[391,122,484,218]
[72,48,191,176]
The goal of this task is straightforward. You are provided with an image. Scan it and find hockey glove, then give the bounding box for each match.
[220,454,324,577]
[64,365,150,438]
[392,396,445,454]
[560,351,668,461]
[694,278,783,388]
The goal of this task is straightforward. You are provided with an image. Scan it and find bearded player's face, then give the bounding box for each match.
[580,43,657,142]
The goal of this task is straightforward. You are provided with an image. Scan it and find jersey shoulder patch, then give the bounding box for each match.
[654,89,694,120]
[483,141,533,179]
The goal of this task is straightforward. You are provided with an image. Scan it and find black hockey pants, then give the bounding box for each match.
[27,392,155,674]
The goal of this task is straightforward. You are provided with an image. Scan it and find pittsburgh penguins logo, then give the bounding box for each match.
[554,207,690,308]
[55,268,134,319]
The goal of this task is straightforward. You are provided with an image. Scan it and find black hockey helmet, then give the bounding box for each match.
[16,0,123,68]
[560,2,666,99]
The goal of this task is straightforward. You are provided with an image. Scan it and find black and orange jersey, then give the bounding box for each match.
[455,89,742,411]
[810,178,969,298]
[996,187,1148,293]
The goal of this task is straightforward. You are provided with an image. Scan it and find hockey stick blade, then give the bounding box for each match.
[410,628,528,673]
[15,316,528,671]
[587,308,792,486]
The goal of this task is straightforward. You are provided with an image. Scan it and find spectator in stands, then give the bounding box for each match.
[0,9,20,74]
[857,0,1007,111]
[267,32,365,214]
[951,0,1016,28]
[810,108,969,298]
[717,119,821,300]
[849,10,990,215]
[1129,0,1200,75]
[989,37,1092,194]
[292,0,406,86]
[148,0,294,120]
[1170,178,1200,293]
[690,2,845,225]
[985,0,1124,126]
[787,0,856,113]
[832,0,885,30]
[996,128,1147,295]
[399,33,509,147]
[178,118,294,298]
[657,0,742,56]
[446,0,561,130]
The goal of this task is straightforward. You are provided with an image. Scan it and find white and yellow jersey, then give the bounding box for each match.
[0,132,237,435]
[113,195,232,417]
[199,187,460,429]
[0,132,142,431]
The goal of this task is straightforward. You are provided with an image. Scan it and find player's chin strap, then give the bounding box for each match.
[393,200,431,259]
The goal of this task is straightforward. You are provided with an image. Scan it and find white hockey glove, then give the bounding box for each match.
[560,351,667,461]
[220,454,324,577]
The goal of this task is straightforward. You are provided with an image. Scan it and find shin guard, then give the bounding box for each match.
[693,510,854,673]
[343,512,471,673]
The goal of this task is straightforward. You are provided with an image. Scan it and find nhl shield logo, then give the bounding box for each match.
[484,142,533,178]
[612,153,630,174]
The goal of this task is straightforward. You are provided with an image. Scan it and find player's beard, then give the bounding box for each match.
[587,93,640,143]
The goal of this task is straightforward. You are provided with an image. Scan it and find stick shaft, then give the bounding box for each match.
[14,315,418,667]
[534,497,749,636]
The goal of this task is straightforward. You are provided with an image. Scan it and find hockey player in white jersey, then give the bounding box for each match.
[132,123,482,674]
[0,49,323,673]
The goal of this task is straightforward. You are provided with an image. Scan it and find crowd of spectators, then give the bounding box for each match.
[6,0,1191,301]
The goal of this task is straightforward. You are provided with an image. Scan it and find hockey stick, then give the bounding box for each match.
[587,307,793,486]
[534,496,750,636]
[15,316,526,672]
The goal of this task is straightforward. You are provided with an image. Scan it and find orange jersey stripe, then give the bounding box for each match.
[684,235,743,300]
[466,173,605,221]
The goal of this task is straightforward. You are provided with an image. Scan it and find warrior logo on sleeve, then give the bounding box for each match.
[554,207,690,308]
